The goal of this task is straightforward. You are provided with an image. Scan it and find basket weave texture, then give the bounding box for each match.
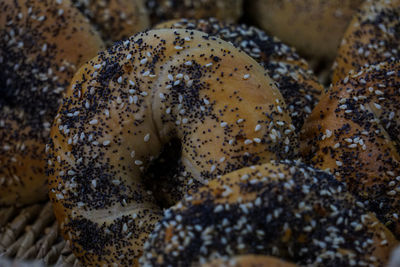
[0,201,80,266]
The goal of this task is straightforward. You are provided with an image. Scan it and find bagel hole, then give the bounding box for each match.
[143,138,184,209]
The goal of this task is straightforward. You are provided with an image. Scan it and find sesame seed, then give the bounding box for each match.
[373,103,382,109]
[244,139,253,145]
[144,134,150,142]
[387,190,397,196]
[214,205,223,212]
[210,165,216,173]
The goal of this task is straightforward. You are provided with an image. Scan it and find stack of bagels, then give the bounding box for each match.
[1,0,400,266]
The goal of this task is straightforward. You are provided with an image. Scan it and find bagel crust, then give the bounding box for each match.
[0,0,103,206]
[141,161,397,266]
[301,60,400,237]
[48,29,297,266]
[246,0,363,60]
[202,255,298,267]
[156,18,323,130]
[333,0,400,83]
[71,0,149,44]
[146,0,243,25]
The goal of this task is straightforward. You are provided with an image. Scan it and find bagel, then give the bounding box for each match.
[71,0,149,45]
[47,29,297,266]
[0,0,104,206]
[141,161,397,266]
[156,18,324,130]
[202,255,297,267]
[146,0,242,25]
[301,60,400,237]
[246,0,363,60]
[332,0,400,84]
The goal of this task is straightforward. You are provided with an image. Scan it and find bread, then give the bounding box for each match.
[301,60,400,237]
[246,0,363,60]
[201,255,298,267]
[141,160,397,266]
[0,0,104,206]
[47,29,297,266]
[71,0,149,45]
[146,0,242,25]
[156,18,324,130]
[332,0,400,84]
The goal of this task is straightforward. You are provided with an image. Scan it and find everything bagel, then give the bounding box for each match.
[0,0,103,206]
[141,161,397,266]
[47,29,297,266]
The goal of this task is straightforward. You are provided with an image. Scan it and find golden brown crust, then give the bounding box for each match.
[155,18,324,130]
[71,0,149,45]
[247,0,363,60]
[202,255,298,267]
[48,29,297,266]
[301,60,400,237]
[0,0,104,206]
[332,0,400,83]
[141,161,398,266]
[146,0,242,25]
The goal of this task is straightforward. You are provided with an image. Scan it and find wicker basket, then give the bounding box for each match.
[0,201,80,266]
